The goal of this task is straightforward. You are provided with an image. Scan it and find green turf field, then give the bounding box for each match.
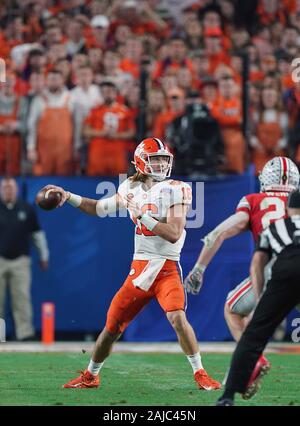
[0,352,299,406]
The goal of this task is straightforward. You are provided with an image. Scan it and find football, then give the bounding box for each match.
[36,188,62,211]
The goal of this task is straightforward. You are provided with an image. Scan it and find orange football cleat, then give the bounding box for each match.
[63,370,100,389]
[194,369,221,390]
[242,355,271,400]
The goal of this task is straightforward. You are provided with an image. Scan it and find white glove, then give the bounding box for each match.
[184,264,206,295]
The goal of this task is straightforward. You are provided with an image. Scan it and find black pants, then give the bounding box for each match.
[225,252,300,393]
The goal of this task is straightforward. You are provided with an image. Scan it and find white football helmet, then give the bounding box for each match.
[259,157,299,192]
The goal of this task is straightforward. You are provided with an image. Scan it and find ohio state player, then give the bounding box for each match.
[44,137,221,390]
[184,156,299,399]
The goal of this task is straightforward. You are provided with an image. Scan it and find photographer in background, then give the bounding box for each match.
[0,178,49,341]
[166,90,224,177]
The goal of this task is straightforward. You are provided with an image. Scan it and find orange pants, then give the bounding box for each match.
[106,260,185,335]
[0,134,21,176]
[87,140,128,176]
[33,144,73,176]
[35,100,73,176]
[221,128,245,174]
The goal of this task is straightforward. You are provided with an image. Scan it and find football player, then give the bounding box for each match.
[184,156,300,398]
[45,137,221,390]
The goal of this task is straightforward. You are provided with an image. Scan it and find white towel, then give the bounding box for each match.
[132,259,166,291]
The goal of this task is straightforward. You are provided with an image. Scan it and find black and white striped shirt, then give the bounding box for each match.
[257,215,300,256]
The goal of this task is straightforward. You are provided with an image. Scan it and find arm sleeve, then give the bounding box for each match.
[29,207,49,261]
[17,96,28,135]
[117,178,130,202]
[72,101,84,151]
[169,181,193,207]
[26,96,44,150]
[236,195,251,216]
[31,230,49,261]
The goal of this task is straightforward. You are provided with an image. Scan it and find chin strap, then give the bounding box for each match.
[152,174,167,182]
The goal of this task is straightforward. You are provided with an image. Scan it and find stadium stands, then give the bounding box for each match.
[0,0,300,176]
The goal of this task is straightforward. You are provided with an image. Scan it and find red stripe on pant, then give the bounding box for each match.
[227,281,252,309]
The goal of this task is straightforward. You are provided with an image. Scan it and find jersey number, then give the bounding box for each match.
[136,204,158,237]
[260,197,286,228]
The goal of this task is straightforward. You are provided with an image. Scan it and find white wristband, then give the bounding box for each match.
[67,192,82,208]
[96,197,118,216]
[139,215,158,232]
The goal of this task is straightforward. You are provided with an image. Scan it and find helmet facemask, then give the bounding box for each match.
[134,153,173,182]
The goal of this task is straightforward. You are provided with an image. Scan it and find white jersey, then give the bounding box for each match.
[118,178,192,261]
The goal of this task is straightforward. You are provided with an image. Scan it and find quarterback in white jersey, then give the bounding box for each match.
[44,137,221,391]
[118,176,192,262]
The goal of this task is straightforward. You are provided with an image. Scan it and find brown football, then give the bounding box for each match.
[36,188,62,211]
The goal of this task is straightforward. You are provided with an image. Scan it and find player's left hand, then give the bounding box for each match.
[124,195,142,219]
[184,265,205,295]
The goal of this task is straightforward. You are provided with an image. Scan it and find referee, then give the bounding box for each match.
[0,177,49,340]
[217,188,300,406]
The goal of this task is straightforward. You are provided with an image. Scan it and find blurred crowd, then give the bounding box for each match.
[1,0,300,177]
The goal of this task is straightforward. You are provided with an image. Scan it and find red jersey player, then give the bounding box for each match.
[43,137,221,391]
[184,156,299,398]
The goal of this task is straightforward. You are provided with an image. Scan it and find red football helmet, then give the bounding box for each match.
[132,138,173,181]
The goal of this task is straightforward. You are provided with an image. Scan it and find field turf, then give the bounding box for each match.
[0,352,299,406]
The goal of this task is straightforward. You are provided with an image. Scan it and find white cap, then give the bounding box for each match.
[90,15,110,28]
